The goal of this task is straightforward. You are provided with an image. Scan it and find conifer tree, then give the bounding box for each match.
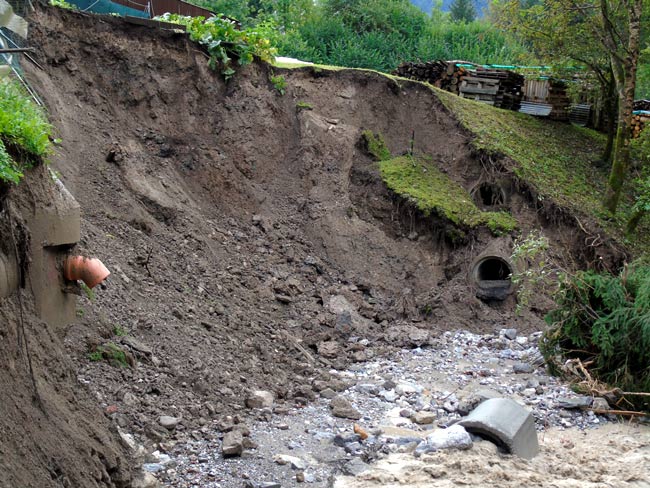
[450,0,476,23]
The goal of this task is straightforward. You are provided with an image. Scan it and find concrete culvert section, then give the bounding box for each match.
[472,256,513,301]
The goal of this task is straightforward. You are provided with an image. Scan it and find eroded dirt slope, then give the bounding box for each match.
[1,168,130,488]
[14,4,619,477]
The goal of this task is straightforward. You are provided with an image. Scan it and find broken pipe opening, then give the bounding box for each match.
[471,256,513,302]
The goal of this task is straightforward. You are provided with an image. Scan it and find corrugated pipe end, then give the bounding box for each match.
[63,256,110,289]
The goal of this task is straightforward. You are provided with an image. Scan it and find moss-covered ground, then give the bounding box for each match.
[434,89,650,253]
[380,155,517,235]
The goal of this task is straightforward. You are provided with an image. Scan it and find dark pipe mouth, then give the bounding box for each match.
[472,256,513,301]
[472,182,506,207]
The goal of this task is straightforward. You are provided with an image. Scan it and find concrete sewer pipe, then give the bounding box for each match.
[469,242,514,301]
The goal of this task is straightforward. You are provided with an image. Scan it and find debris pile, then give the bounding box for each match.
[140,328,639,487]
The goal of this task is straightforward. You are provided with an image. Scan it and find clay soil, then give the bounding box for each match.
[0,3,629,486]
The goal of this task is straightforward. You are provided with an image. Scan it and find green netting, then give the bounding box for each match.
[67,0,149,17]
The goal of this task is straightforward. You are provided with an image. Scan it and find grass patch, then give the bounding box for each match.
[432,89,650,251]
[361,130,391,162]
[88,342,129,367]
[0,80,52,184]
[296,101,313,110]
[270,74,286,95]
[379,155,517,235]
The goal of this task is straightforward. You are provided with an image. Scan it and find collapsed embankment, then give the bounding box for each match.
[0,3,628,485]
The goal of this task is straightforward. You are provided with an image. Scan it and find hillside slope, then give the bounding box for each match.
[2,3,629,485]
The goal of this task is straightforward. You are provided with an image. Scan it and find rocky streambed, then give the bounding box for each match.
[129,328,650,488]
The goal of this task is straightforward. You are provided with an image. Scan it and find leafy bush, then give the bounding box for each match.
[543,264,650,411]
[156,13,276,79]
[0,80,52,184]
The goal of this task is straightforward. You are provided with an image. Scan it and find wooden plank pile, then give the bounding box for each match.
[393,60,524,110]
[460,68,524,110]
[546,80,571,121]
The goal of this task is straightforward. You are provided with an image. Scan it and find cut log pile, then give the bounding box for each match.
[631,101,650,138]
[393,60,524,111]
[392,60,468,94]
[631,113,650,139]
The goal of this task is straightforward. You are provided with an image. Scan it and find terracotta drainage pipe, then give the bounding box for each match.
[0,253,19,298]
[64,256,110,288]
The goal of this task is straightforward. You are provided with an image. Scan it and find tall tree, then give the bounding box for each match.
[450,0,476,22]
[601,0,644,213]
[493,0,646,214]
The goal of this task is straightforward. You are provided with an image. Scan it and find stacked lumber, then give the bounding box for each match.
[460,68,524,110]
[547,80,571,121]
[392,60,468,94]
[393,61,524,110]
[631,112,650,139]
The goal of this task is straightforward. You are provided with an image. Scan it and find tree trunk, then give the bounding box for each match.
[603,0,643,214]
[601,79,617,164]
[626,208,644,235]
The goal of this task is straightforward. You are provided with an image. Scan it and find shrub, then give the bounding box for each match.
[0,80,52,184]
[543,264,650,412]
[156,13,276,79]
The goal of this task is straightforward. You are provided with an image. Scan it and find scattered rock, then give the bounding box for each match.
[158,415,181,430]
[333,433,361,447]
[342,458,370,477]
[504,328,518,340]
[412,411,436,425]
[415,425,473,455]
[592,397,610,411]
[246,390,275,409]
[513,362,534,374]
[274,454,306,470]
[558,396,592,409]
[222,431,244,457]
[330,396,362,420]
[320,388,337,399]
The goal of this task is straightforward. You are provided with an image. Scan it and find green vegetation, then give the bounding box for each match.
[49,0,76,9]
[269,74,286,94]
[434,90,624,223]
[379,155,517,235]
[0,80,52,184]
[450,0,476,23]
[543,264,650,412]
[80,282,95,301]
[88,342,129,367]
[361,130,391,162]
[112,325,127,337]
[155,13,276,79]
[511,232,557,315]
[189,0,528,73]
[295,101,312,110]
